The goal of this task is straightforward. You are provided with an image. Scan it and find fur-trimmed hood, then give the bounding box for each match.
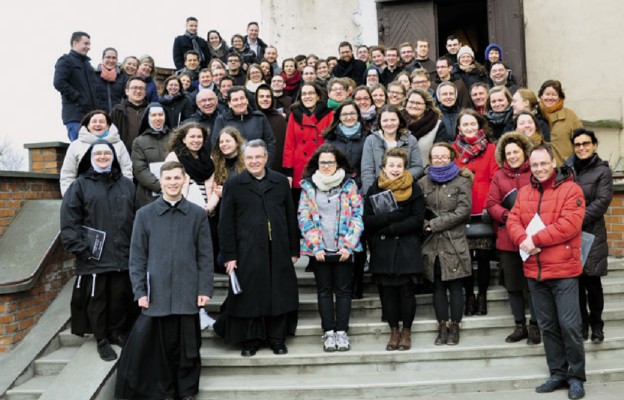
[495,131,533,168]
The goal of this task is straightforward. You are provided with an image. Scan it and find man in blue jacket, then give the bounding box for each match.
[53,32,98,141]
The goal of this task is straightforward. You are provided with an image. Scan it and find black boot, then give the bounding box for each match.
[475,293,487,315]
[447,322,460,345]
[435,321,448,346]
[505,323,528,343]
[464,294,475,317]
[527,322,541,345]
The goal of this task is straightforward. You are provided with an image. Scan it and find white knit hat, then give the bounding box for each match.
[457,46,475,60]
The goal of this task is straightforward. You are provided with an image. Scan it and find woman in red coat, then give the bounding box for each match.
[486,132,540,345]
[283,82,334,205]
[453,109,499,315]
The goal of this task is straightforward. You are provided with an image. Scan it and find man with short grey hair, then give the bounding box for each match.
[215,139,300,357]
[183,89,221,135]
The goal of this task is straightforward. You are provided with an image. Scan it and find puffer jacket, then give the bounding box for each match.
[298,177,363,255]
[507,166,586,281]
[159,93,195,128]
[418,168,473,282]
[60,124,133,196]
[565,154,613,276]
[364,181,425,275]
[486,132,533,251]
[360,130,424,195]
[282,104,333,189]
[94,65,127,112]
[453,142,498,214]
[61,141,136,275]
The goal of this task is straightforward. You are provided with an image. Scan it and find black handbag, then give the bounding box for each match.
[465,214,494,238]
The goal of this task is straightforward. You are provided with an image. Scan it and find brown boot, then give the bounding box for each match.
[527,323,541,345]
[435,322,448,346]
[398,327,411,351]
[505,323,528,343]
[447,322,460,346]
[386,327,400,351]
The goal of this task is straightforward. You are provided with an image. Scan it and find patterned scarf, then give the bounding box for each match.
[455,129,489,163]
[378,170,413,202]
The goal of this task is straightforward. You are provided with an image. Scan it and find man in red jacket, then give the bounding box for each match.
[507,144,586,399]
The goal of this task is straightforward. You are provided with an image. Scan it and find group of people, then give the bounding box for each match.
[55,20,613,400]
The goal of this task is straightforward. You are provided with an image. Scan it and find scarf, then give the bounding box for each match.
[428,162,460,183]
[474,105,486,115]
[360,105,376,121]
[407,108,438,139]
[311,168,345,191]
[573,154,594,174]
[339,122,361,138]
[540,99,564,114]
[95,129,110,139]
[455,129,489,163]
[281,70,301,93]
[185,31,205,63]
[100,66,117,82]
[486,107,513,127]
[378,170,413,202]
[209,40,228,59]
[175,144,214,182]
[327,97,342,110]
[459,63,476,73]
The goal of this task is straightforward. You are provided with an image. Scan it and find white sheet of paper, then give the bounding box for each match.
[520,214,546,261]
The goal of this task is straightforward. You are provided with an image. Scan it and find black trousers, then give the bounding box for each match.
[432,257,464,323]
[380,280,416,329]
[578,274,604,331]
[312,259,353,332]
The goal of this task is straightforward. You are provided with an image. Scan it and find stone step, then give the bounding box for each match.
[4,375,54,400]
[57,330,87,348]
[33,346,79,376]
[194,357,624,399]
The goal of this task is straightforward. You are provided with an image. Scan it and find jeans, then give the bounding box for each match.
[528,277,586,381]
[312,260,353,332]
[65,122,80,142]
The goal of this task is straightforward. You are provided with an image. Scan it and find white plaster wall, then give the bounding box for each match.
[0,0,261,168]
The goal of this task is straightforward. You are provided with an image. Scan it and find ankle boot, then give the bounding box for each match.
[475,293,487,315]
[464,294,475,316]
[435,322,448,346]
[386,327,400,351]
[505,323,528,343]
[447,322,460,345]
[527,323,541,345]
[398,327,411,351]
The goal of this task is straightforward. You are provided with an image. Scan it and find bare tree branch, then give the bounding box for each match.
[0,137,25,171]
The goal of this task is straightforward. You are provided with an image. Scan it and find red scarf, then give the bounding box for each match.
[281,70,302,93]
[455,129,489,163]
[100,66,117,82]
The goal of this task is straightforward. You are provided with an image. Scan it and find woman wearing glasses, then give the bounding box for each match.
[401,88,446,164]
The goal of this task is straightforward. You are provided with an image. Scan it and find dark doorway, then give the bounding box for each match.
[437,0,488,64]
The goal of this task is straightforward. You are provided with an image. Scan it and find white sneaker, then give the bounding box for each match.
[336,331,351,351]
[199,308,215,330]
[322,331,337,352]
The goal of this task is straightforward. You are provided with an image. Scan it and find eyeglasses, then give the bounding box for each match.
[431,156,450,161]
[574,141,593,148]
[340,112,358,117]
[319,161,337,167]
[198,98,216,103]
[388,91,404,96]
[330,87,345,93]
[407,100,426,107]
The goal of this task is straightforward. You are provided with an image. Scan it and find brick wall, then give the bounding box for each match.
[0,241,74,353]
[0,176,61,237]
[23,142,68,175]
[606,191,624,257]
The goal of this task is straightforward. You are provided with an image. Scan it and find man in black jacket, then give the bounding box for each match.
[244,22,268,60]
[111,76,148,153]
[172,17,210,70]
[53,31,98,141]
[331,41,367,86]
[183,89,222,136]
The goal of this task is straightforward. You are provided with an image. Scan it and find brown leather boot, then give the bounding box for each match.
[386,327,400,351]
[435,322,448,346]
[398,327,411,351]
[447,322,460,346]
[505,323,528,343]
[527,323,541,345]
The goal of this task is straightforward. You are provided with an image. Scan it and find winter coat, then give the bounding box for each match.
[208,40,229,62]
[53,50,98,123]
[485,132,533,252]
[131,128,172,207]
[453,142,498,214]
[182,109,221,136]
[212,108,277,165]
[323,125,367,188]
[566,154,613,276]
[283,104,334,189]
[298,177,364,255]
[144,76,159,103]
[173,34,211,70]
[159,94,195,128]
[543,106,583,166]
[218,169,300,318]
[507,167,586,281]
[93,66,128,113]
[261,109,287,173]
[243,35,268,60]
[360,130,424,196]
[332,58,367,86]
[110,98,148,153]
[60,124,133,195]
[129,196,214,316]
[438,104,460,142]
[453,65,488,92]
[229,45,258,69]
[364,181,425,275]
[61,141,136,275]
[418,169,473,282]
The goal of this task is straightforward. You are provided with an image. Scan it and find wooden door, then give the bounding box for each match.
[377,0,438,61]
[487,0,527,86]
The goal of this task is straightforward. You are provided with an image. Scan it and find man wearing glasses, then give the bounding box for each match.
[226,54,246,86]
[331,41,367,86]
[111,76,148,152]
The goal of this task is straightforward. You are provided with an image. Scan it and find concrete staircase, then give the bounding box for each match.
[3,258,624,399]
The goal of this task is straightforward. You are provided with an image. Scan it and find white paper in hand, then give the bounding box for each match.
[520,214,546,261]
